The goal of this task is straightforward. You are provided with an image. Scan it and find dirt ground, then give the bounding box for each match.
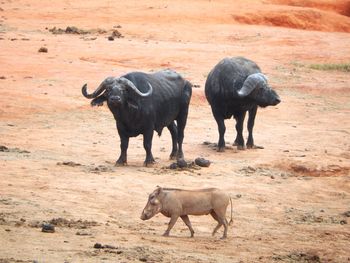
[1,0,350,262]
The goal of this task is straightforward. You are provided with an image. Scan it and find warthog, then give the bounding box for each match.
[140,187,233,239]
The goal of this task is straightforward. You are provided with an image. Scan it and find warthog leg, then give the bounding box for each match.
[211,210,228,239]
[211,211,222,236]
[181,215,194,237]
[163,215,179,237]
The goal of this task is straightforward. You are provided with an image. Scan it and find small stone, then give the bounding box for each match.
[177,159,187,168]
[342,211,350,217]
[41,223,55,233]
[139,257,147,262]
[270,175,275,179]
[38,47,48,53]
[340,220,347,225]
[94,243,103,249]
[108,36,114,41]
[194,157,211,167]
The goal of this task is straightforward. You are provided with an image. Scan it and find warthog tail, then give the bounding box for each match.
[229,197,233,225]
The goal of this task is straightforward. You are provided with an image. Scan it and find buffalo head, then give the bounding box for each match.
[82,77,153,107]
[237,73,281,107]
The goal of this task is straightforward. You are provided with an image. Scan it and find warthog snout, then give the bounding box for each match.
[140,212,148,220]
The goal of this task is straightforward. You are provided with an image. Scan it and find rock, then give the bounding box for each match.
[111,30,123,38]
[340,220,347,225]
[108,36,114,41]
[94,243,103,249]
[41,223,55,233]
[57,161,81,167]
[169,163,178,169]
[177,159,188,168]
[104,244,117,249]
[0,145,9,151]
[38,47,48,53]
[343,211,350,217]
[139,257,147,262]
[195,157,211,167]
[76,231,91,236]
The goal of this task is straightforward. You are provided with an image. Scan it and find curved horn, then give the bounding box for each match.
[119,77,153,97]
[238,73,268,97]
[82,77,116,99]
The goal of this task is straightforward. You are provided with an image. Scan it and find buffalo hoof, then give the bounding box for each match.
[217,147,225,152]
[169,154,177,160]
[237,145,245,150]
[162,232,170,237]
[144,161,155,167]
[115,161,127,166]
[220,236,227,240]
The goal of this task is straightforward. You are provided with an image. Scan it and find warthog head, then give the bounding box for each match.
[140,187,163,220]
[237,73,281,107]
[82,77,153,108]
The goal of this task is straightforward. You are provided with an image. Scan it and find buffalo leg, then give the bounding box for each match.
[163,215,179,237]
[176,108,189,160]
[181,215,194,237]
[167,122,178,160]
[211,211,222,236]
[247,106,263,149]
[116,131,129,166]
[233,111,246,150]
[143,130,155,166]
[212,110,226,152]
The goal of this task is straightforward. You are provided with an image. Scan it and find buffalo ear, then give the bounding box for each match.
[238,73,268,97]
[91,96,106,107]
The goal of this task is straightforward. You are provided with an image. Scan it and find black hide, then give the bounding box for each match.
[205,57,280,151]
[83,70,192,166]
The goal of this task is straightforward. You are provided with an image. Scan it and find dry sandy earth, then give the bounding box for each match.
[1,0,350,262]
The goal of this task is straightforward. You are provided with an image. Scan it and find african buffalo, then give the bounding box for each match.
[205,57,281,151]
[82,70,192,166]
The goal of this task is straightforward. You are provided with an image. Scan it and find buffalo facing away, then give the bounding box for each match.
[82,70,192,166]
[205,57,281,151]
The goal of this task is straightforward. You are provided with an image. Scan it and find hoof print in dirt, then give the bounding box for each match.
[194,157,211,167]
[42,223,55,233]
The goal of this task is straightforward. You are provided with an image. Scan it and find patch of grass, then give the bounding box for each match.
[309,63,350,72]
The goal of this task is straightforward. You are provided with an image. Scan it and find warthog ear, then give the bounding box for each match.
[155,186,163,195]
[238,73,268,97]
